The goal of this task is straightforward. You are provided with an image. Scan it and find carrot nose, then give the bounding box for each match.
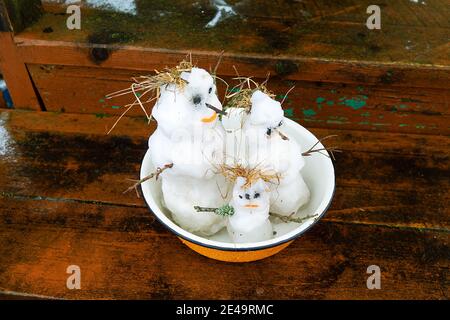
[244,204,259,208]
[201,112,217,123]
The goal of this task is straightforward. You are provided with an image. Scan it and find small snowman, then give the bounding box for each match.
[242,90,310,216]
[148,66,228,236]
[227,176,273,243]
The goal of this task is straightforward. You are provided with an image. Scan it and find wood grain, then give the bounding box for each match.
[25,63,450,135]
[17,39,450,90]
[1,109,448,230]
[0,194,448,300]
[0,0,448,299]
[23,0,450,65]
[0,108,448,299]
[10,0,449,129]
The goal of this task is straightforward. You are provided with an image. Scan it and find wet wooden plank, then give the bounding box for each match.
[26,63,450,134]
[18,40,450,90]
[0,195,448,299]
[0,109,449,231]
[6,0,448,115]
[22,0,450,66]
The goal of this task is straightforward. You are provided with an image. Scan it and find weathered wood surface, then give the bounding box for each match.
[5,0,448,129]
[0,0,448,300]
[0,195,448,300]
[0,109,448,299]
[26,0,450,65]
[25,63,450,135]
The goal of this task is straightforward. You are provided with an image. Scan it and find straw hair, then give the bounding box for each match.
[105,59,194,134]
[218,163,280,189]
[106,60,193,101]
[225,76,275,112]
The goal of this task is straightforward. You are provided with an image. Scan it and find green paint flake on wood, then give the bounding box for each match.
[416,124,426,129]
[399,124,408,127]
[316,97,326,104]
[338,95,367,110]
[111,105,121,109]
[326,100,334,106]
[342,98,366,110]
[284,108,294,118]
[303,109,316,117]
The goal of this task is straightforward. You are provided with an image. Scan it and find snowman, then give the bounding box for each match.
[227,177,273,243]
[148,67,228,236]
[241,90,310,216]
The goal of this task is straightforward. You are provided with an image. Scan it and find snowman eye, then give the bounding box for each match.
[254,192,260,199]
[239,195,243,199]
[208,87,212,94]
[245,193,251,200]
[266,128,272,136]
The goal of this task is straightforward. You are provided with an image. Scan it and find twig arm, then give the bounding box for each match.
[193,206,218,213]
[193,206,317,223]
[194,204,235,216]
[269,212,318,224]
[123,163,173,196]
[301,135,341,160]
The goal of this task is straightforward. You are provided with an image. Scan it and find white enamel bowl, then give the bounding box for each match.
[140,112,335,262]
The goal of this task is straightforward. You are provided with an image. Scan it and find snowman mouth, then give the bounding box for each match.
[201,112,218,123]
[244,204,259,208]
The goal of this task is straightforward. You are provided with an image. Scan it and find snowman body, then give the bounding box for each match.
[241,90,310,216]
[228,177,273,243]
[148,67,227,236]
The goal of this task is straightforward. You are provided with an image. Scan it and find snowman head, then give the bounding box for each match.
[180,67,223,125]
[249,90,284,137]
[232,177,270,212]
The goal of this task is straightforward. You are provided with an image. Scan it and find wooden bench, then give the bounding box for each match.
[0,0,448,299]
